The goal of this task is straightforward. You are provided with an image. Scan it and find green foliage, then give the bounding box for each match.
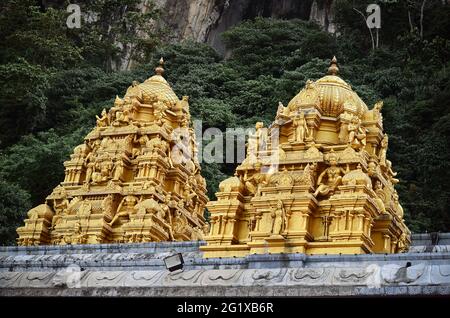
[222,18,337,77]
[0,59,49,147]
[0,0,82,69]
[0,129,85,206]
[0,180,31,246]
[77,0,161,71]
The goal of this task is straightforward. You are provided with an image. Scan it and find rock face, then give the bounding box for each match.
[155,0,336,53]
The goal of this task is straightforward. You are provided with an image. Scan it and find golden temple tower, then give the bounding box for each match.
[16,58,209,245]
[201,57,411,257]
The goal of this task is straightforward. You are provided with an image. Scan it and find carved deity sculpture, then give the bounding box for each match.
[374,180,387,214]
[91,155,113,184]
[84,153,97,184]
[397,233,408,253]
[386,160,399,184]
[181,95,191,122]
[182,183,197,208]
[301,162,318,188]
[373,100,383,121]
[51,195,70,230]
[392,191,404,218]
[253,122,267,153]
[108,195,139,226]
[172,210,188,235]
[243,162,268,195]
[96,109,109,127]
[347,116,367,149]
[271,200,287,236]
[314,151,346,197]
[379,134,388,167]
[101,194,114,221]
[76,201,91,218]
[112,159,125,181]
[276,101,287,119]
[202,223,210,236]
[133,134,149,154]
[291,111,309,143]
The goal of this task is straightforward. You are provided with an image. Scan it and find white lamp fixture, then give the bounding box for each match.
[163,253,184,272]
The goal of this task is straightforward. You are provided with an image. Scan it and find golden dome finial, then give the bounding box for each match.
[327,56,339,75]
[155,57,165,76]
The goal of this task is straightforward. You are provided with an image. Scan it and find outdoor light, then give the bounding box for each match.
[163,253,184,272]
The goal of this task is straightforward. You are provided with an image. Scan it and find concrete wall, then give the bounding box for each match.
[1,233,449,297]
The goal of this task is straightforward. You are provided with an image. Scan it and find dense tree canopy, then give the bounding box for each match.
[0,0,449,244]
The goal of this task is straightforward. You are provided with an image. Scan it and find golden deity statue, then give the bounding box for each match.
[202,56,411,257]
[16,58,208,246]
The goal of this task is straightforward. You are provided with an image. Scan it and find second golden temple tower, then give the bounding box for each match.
[202,57,410,257]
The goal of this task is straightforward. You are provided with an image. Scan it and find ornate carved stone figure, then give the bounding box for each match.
[379,134,388,166]
[108,195,139,227]
[77,200,92,218]
[182,183,197,207]
[243,162,268,195]
[96,109,109,127]
[386,160,399,184]
[189,127,199,162]
[134,134,150,152]
[301,162,318,188]
[112,159,125,181]
[91,155,113,184]
[392,190,404,218]
[276,101,287,119]
[53,190,69,215]
[291,111,309,143]
[180,95,191,122]
[313,151,346,197]
[99,136,112,151]
[112,110,130,126]
[73,142,90,158]
[373,100,383,120]
[84,153,97,184]
[101,195,114,221]
[367,160,377,177]
[190,226,204,241]
[271,200,287,236]
[202,223,210,236]
[374,180,387,214]
[347,116,367,149]
[88,139,101,154]
[152,101,166,125]
[51,202,68,230]
[70,221,87,244]
[253,122,267,152]
[173,210,188,235]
